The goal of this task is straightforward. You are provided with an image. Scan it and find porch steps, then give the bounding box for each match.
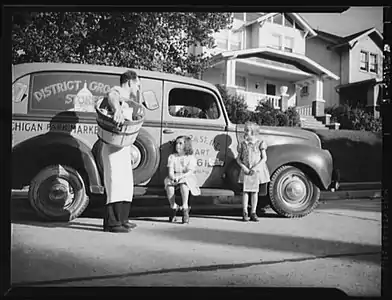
[300,115,328,130]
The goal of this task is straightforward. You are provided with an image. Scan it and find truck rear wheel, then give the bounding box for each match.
[28,165,89,222]
[268,165,320,218]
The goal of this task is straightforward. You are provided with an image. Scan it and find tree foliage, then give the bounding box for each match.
[12,12,233,76]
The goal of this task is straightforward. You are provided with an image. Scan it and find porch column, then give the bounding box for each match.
[312,76,326,117]
[224,59,236,88]
[279,86,289,112]
[366,83,380,118]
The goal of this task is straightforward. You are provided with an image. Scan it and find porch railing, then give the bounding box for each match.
[236,90,281,110]
[296,105,312,116]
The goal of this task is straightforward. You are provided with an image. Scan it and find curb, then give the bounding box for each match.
[320,189,381,200]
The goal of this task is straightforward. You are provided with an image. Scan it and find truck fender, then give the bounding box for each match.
[12,132,104,194]
[225,144,333,191]
[266,144,333,190]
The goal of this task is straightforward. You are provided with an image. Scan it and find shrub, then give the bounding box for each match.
[285,107,301,127]
[312,129,382,182]
[216,84,250,124]
[217,84,301,127]
[325,104,382,133]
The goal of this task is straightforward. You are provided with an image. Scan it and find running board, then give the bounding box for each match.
[134,186,235,198]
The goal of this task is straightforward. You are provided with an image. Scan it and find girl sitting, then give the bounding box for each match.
[164,135,201,224]
[236,122,270,222]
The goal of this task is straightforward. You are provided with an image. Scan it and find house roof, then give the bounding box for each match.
[328,27,383,50]
[243,13,317,37]
[211,47,339,81]
[314,30,343,45]
[335,78,383,91]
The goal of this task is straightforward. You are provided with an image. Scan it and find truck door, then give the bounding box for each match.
[160,81,230,188]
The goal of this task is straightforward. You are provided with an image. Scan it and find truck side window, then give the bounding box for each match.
[168,88,220,120]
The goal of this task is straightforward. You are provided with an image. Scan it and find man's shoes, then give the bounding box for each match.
[122,221,137,229]
[104,225,129,233]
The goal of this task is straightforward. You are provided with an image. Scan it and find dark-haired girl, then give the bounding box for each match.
[164,136,200,224]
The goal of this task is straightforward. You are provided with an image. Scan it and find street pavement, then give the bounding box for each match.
[9,196,382,297]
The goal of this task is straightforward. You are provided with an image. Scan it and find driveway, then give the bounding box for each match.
[10,198,382,296]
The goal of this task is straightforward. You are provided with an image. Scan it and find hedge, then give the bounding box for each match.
[310,129,382,183]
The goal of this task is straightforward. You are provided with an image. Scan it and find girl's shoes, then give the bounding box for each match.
[242,211,250,222]
[169,207,178,223]
[250,213,259,222]
[182,207,191,224]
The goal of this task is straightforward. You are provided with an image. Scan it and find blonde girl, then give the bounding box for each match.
[236,122,270,222]
[164,136,201,224]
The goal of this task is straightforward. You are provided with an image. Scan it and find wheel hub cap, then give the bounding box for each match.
[284,179,306,202]
[47,178,73,206]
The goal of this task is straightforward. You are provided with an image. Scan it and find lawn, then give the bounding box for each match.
[310,129,382,183]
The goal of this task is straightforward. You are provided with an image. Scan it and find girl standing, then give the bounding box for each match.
[236,122,270,222]
[164,136,201,224]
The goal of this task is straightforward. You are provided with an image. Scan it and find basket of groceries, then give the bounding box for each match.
[95,96,145,147]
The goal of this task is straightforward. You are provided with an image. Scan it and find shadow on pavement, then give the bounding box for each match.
[11,205,103,232]
[152,226,381,265]
[11,240,370,290]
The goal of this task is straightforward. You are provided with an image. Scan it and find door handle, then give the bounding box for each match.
[163,129,174,134]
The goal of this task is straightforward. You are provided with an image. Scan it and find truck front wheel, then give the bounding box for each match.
[28,165,89,222]
[268,165,320,218]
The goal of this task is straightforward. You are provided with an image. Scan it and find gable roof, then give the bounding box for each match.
[211,47,339,81]
[242,13,317,38]
[329,27,383,50]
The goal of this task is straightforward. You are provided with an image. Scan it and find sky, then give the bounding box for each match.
[300,7,383,37]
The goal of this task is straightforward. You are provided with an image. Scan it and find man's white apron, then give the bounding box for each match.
[101,86,135,205]
[101,144,134,204]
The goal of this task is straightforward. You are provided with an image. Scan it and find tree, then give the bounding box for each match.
[12,12,233,77]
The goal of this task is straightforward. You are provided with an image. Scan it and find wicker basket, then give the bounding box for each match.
[95,97,145,147]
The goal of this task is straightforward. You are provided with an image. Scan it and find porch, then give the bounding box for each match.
[235,90,281,110]
[335,78,382,118]
[205,47,340,117]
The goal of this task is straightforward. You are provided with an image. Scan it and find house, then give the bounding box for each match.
[189,12,383,127]
[306,27,383,117]
[188,12,340,126]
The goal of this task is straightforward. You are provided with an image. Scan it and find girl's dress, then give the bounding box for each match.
[237,139,270,192]
[164,154,201,196]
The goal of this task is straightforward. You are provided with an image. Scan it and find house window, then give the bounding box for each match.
[215,38,228,50]
[360,50,369,71]
[284,36,294,53]
[369,53,378,74]
[230,32,242,51]
[266,83,277,95]
[271,33,282,50]
[235,75,247,89]
[300,86,309,97]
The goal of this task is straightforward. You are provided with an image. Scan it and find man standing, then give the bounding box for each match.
[101,70,141,233]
